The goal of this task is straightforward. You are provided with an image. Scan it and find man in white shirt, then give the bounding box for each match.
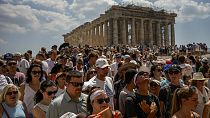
[84,58,115,109]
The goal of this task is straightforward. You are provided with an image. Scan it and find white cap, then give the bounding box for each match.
[95,58,110,68]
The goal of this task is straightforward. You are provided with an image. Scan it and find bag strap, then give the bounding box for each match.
[1,103,10,118]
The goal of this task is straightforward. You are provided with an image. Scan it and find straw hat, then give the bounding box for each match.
[191,72,207,81]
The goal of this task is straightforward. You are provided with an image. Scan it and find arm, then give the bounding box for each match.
[202,100,210,118]
[19,84,25,101]
[33,106,46,118]
[0,104,3,117]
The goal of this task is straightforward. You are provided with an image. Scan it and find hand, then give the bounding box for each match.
[139,100,150,114]
[150,102,158,113]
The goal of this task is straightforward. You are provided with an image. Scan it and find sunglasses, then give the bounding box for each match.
[47,90,57,96]
[8,63,17,66]
[31,71,41,75]
[6,91,18,95]
[169,71,180,75]
[69,82,84,87]
[96,97,110,104]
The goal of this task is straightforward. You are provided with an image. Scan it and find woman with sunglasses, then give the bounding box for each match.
[19,64,44,116]
[33,80,57,118]
[171,86,200,118]
[150,65,165,82]
[0,84,28,118]
[87,88,122,118]
[55,72,66,97]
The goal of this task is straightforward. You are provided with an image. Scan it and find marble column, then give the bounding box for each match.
[108,19,113,46]
[100,23,104,46]
[164,22,169,47]
[149,20,153,47]
[113,18,118,45]
[104,21,108,46]
[131,18,136,45]
[156,21,161,47]
[96,25,99,46]
[171,22,175,47]
[140,18,144,45]
[122,18,127,44]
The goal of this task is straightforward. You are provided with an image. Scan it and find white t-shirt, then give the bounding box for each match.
[84,76,115,108]
[17,59,30,75]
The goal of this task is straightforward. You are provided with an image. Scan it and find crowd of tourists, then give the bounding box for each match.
[0,43,210,118]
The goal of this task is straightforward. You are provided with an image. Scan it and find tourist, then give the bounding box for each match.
[149,79,161,96]
[46,70,88,118]
[0,84,28,118]
[33,80,57,118]
[19,64,43,116]
[171,86,200,118]
[118,69,137,116]
[86,88,122,118]
[54,72,66,97]
[124,71,161,118]
[190,72,210,116]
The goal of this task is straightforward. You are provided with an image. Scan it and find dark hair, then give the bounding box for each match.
[88,52,98,61]
[50,63,63,74]
[124,69,137,84]
[26,64,43,83]
[34,80,56,104]
[150,65,160,77]
[66,70,82,82]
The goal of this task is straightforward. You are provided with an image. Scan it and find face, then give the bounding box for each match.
[184,93,198,110]
[97,67,109,77]
[66,77,83,98]
[7,61,17,71]
[168,70,181,83]
[5,86,19,105]
[136,72,150,90]
[42,86,57,102]
[92,93,110,114]
[153,66,162,77]
[31,67,41,80]
[57,75,66,86]
[196,80,205,88]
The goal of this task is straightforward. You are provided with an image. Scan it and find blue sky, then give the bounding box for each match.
[0,0,210,56]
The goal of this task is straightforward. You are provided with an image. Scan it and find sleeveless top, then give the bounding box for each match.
[34,103,49,113]
[23,83,36,114]
[2,101,26,118]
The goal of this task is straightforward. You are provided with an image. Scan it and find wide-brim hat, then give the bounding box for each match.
[191,72,208,81]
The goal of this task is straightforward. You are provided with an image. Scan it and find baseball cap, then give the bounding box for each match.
[168,64,181,72]
[95,58,110,68]
[202,57,208,64]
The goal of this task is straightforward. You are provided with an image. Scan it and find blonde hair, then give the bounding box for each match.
[0,84,21,103]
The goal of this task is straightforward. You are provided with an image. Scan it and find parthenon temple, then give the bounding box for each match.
[63,5,177,48]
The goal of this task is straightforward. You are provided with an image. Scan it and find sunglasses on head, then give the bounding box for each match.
[169,70,180,75]
[47,90,57,96]
[8,63,17,66]
[6,91,18,95]
[31,71,41,75]
[96,97,110,104]
[69,82,84,87]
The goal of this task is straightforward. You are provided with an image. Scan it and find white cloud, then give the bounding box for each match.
[0,22,27,33]
[69,0,116,21]
[0,38,8,44]
[30,0,69,13]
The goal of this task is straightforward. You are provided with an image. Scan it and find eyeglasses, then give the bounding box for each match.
[47,90,57,96]
[31,71,41,75]
[68,82,84,87]
[169,71,180,75]
[8,63,17,66]
[96,97,110,104]
[150,83,159,87]
[6,91,18,95]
